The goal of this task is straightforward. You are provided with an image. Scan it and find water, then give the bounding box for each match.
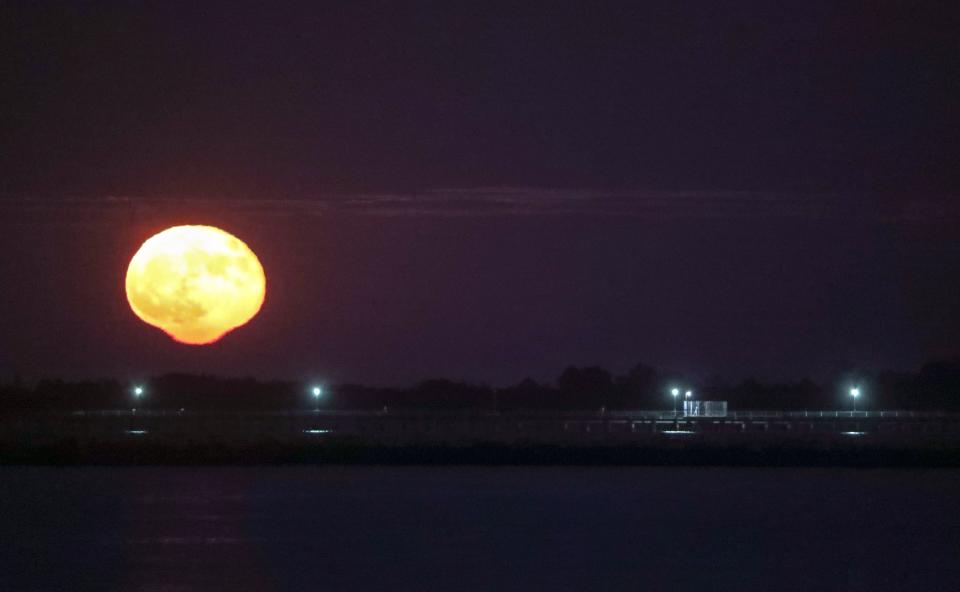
[1,467,958,591]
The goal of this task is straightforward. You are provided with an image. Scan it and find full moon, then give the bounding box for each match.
[125,225,266,345]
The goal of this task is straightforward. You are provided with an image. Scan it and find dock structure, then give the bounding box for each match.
[5,409,958,445]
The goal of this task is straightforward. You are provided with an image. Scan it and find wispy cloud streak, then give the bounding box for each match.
[0,188,956,222]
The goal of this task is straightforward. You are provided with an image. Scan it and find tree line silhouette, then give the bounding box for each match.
[1,359,959,413]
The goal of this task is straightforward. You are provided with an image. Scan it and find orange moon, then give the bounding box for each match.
[125,225,266,345]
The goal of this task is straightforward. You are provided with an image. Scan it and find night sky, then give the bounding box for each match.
[1,2,958,385]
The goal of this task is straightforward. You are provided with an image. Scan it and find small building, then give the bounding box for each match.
[683,400,727,417]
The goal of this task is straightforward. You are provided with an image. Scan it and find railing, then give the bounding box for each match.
[59,408,955,420]
[725,410,947,420]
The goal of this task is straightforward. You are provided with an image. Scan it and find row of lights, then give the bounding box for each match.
[668,385,864,411]
[128,384,327,411]
[127,383,866,412]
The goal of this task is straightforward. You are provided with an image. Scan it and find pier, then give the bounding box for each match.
[3,409,957,445]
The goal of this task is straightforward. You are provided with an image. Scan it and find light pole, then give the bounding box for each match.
[850,387,860,413]
[671,388,680,417]
[311,385,323,412]
[131,385,144,414]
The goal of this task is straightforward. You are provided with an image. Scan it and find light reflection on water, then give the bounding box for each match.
[1,466,959,591]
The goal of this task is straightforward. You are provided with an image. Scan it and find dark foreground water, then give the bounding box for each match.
[1,467,958,592]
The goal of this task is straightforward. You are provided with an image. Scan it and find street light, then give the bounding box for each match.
[671,388,680,416]
[131,385,145,414]
[683,390,693,417]
[850,387,860,413]
[311,385,323,412]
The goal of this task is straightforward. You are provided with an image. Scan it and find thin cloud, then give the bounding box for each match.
[0,189,956,222]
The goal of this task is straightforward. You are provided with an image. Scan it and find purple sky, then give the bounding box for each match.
[1,2,958,384]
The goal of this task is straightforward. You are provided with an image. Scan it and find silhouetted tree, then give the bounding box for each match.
[2,359,960,414]
[498,378,556,410]
[556,366,614,409]
[614,362,660,407]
